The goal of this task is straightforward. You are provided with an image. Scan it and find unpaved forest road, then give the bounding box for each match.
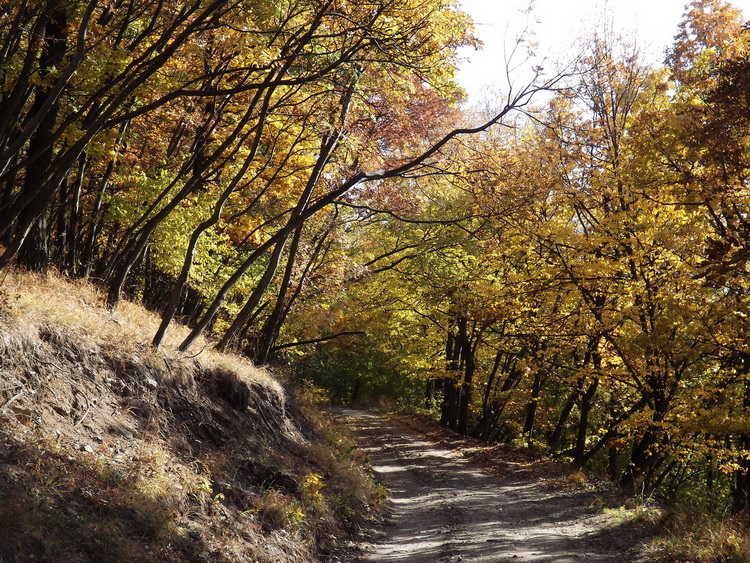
[336,409,646,563]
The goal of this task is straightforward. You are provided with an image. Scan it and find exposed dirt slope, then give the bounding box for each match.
[0,271,380,562]
[339,409,648,562]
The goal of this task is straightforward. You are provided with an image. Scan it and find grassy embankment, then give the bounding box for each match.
[0,268,384,562]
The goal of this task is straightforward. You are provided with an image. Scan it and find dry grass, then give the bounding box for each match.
[632,507,750,562]
[0,268,275,387]
[598,490,750,562]
[0,267,383,562]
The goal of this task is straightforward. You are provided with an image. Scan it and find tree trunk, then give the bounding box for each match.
[440,331,462,429]
[622,386,670,490]
[548,382,582,451]
[482,362,525,442]
[440,377,460,429]
[215,237,287,352]
[573,378,599,465]
[733,359,750,513]
[16,211,50,273]
[63,154,86,275]
[82,120,128,278]
[0,164,17,244]
[253,223,304,364]
[522,369,544,444]
[472,350,503,439]
[457,317,474,435]
[15,6,67,273]
[424,378,436,409]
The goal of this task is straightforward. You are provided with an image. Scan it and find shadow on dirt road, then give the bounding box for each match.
[335,409,646,563]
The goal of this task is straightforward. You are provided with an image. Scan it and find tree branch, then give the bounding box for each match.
[272,331,365,351]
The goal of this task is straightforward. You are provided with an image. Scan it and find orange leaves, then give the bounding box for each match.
[669,0,746,86]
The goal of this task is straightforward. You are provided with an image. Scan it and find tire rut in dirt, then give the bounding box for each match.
[338,409,645,563]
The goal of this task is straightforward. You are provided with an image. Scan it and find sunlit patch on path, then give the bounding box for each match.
[338,409,646,562]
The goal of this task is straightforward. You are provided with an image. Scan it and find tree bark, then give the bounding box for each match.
[573,378,599,465]
[253,223,304,364]
[457,317,475,435]
[472,350,503,439]
[522,369,544,444]
[215,237,288,352]
[440,329,462,429]
[15,5,67,273]
[548,382,582,451]
[733,357,750,513]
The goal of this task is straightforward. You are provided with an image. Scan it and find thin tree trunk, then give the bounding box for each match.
[179,73,357,352]
[472,350,503,439]
[573,378,599,465]
[63,153,85,275]
[522,370,544,443]
[152,83,274,348]
[215,237,287,352]
[482,360,525,442]
[548,382,582,451]
[105,103,230,307]
[440,330,462,429]
[254,223,304,364]
[457,317,475,435]
[82,121,128,278]
[733,357,750,513]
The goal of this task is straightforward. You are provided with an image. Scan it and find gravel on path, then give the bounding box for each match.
[337,409,647,563]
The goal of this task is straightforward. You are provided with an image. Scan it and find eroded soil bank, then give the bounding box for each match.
[338,409,648,563]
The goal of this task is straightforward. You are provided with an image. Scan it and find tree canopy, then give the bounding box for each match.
[3,0,750,515]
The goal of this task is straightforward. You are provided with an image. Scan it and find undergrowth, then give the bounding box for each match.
[580,462,750,560]
[602,492,750,562]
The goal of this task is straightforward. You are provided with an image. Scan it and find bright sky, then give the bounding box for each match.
[457,0,750,104]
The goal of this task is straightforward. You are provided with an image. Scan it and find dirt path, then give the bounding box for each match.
[337,409,646,563]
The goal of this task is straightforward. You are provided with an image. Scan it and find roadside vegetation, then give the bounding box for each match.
[0,269,384,562]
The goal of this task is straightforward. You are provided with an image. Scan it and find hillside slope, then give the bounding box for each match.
[0,270,381,562]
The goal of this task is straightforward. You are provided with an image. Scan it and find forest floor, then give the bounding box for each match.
[336,409,650,563]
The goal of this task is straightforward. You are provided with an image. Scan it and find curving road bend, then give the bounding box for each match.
[337,409,645,563]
